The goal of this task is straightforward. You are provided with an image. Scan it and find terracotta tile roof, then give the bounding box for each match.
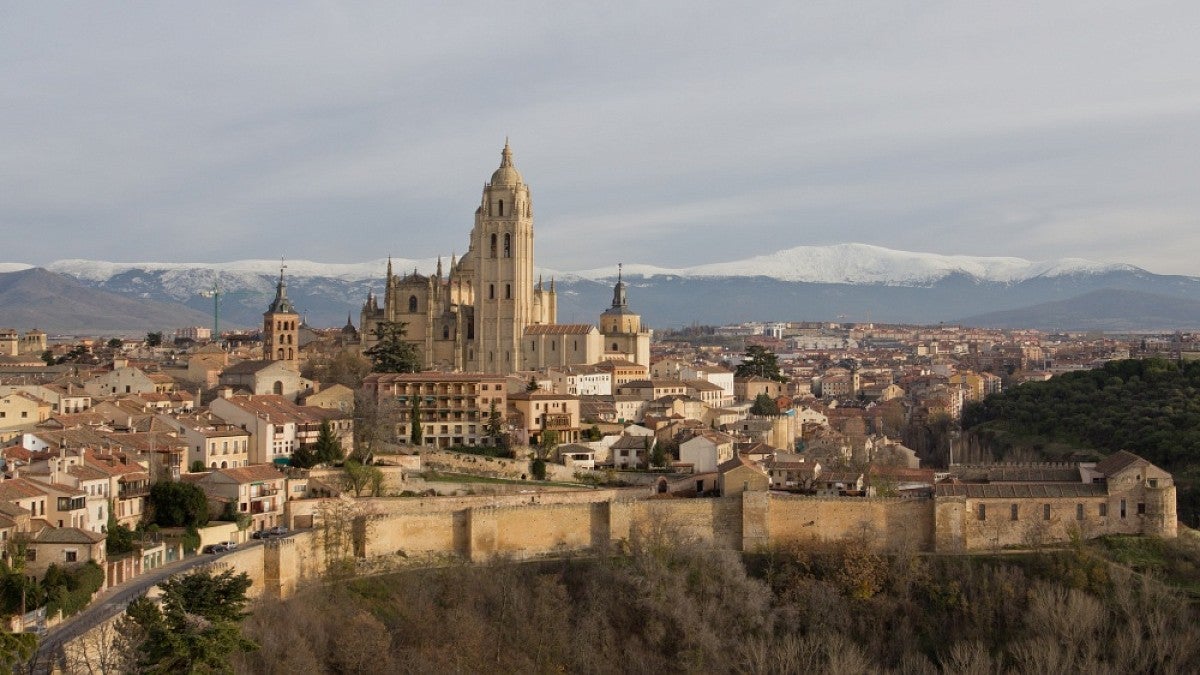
[0,478,49,501]
[1094,451,1146,477]
[34,526,104,545]
[212,464,286,484]
[935,483,1107,499]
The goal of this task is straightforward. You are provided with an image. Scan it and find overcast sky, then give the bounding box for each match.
[3,2,1200,275]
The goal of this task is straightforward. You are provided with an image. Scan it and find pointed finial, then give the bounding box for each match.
[386,256,393,278]
[550,276,556,293]
[538,274,543,291]
[437,256,443,278]
[618,262,623,284]
[500,138,513,167]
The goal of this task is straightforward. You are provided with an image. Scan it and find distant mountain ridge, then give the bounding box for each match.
[0,268,213,335]
[2,244,1198,331]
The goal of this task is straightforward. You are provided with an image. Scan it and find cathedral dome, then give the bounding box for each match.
[489,140,523,186]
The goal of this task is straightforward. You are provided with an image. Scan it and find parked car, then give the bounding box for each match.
[267,526,288,537]
[202,543,228,554]
[220,541,238,550]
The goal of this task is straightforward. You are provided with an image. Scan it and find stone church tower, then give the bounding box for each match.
[263,265,300,363]
[466,140,555,372]
[600,265,651,366]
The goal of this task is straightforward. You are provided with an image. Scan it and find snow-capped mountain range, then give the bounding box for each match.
[0,243,1148,291]
[2,244,1197,331]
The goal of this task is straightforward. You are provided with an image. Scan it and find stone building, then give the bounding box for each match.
[359,143,651,374]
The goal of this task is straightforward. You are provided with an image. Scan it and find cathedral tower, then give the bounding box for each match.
[467,141,553,372]
[263,264,300,364]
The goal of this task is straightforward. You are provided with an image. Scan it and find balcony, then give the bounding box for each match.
[57,496,86,511]
[541,413,574,430]
[119,484,150,499]
[251,486,280,498]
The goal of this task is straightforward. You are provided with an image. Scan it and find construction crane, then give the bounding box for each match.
[198,283,253,338]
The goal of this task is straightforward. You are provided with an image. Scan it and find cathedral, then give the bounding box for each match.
[360,142,650,374]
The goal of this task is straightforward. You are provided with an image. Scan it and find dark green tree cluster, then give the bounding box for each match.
[290,419,345,469]
[735,345,788,383]
[122,568,256,672]
[364,321,421,373]
[963,358,1200,523]
[148,480,210,528]
[750,392,780,416]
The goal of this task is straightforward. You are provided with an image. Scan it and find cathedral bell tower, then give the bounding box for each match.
[469,140,542,372]
[263,262,300,365]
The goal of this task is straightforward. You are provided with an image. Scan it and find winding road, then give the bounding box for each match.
[32,539,269,672]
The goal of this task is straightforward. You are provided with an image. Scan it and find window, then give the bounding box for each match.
[25,549,35,562]
[1149,478,1159,488]
[64,550,77,563]
[490,233,497,257]
[443,326,450,339]
[505,284,511,299]
[1120,499,1127,518]
[1137,502,1146,515]
[1043,504,1051,520]
[977,504,986,520]
[489,284,495,300]
[504,233,511,257]
[1076,504,1084,520]
[498,199,504,216]
[1010,504,1018,521]
[409,296,418,313]
[1100,503,1108,517]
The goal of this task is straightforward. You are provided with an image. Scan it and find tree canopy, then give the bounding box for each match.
[750,393,780,416]
[148,480,210,528]
[735,345,788,383]
[364,321,421,373]
[122,568,256,672]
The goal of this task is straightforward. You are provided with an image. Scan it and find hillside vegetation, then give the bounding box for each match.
[964,358,1200,524]
[233,527,1200,674]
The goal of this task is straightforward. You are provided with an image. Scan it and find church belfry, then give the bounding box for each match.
[263,262,300,364]
[467,140,553,372]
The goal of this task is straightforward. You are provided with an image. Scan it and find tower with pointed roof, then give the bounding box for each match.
[263,263,300,364]
[599,263,651,366]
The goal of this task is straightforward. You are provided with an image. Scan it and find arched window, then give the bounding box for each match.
[490,233,497,257]
[612,342,619,351]
[443,326,450,339]
[503,233,511,257]
[277,348,285,359]
[409,295,418,313]
[287,348,293,360]
[498,199,504,216]
[273,381,283,395]
[220,461,228,469]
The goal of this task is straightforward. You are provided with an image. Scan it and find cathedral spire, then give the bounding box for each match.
[436,256,443,279]
[268,260,295,314]
[386,256,393,280]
